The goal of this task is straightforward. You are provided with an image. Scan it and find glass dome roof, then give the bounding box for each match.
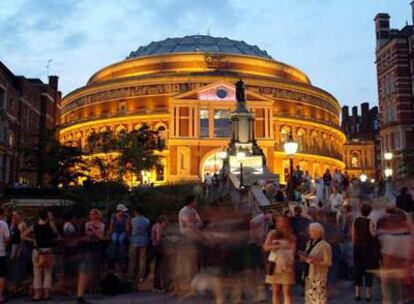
[127,35,272,60]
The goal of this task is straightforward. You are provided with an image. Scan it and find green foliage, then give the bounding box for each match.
[62,181,130,218]
[86,124,163,184]
[22,129,87,187]
[61,182,207,222]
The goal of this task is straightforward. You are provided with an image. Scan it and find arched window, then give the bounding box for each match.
[281,126,291,144]
[351,152,359,168]
[310,130,318,153]
[75,132,82,148]
[115,125,126,134]
[297,128,305,152]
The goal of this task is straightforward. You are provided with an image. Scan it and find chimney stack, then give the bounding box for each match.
[48,75,58,91]
[374,13,390,49]
[351,106,359,136]
[411,1,414,25]
[341,106,349,128]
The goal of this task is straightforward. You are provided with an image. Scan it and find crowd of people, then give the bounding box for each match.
[0,171,410,303]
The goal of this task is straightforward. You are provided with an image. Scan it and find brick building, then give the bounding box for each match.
[375,3,414,179]
[341,103,380,180]
[0,61,61,192]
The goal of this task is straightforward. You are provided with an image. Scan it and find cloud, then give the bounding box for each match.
[0,0,411,107]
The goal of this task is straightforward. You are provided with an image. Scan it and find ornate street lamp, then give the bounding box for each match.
[236,151,246,188]
[384,168,393,178]
[284,133,298,200]
[383,151,393,180]
[218,150,228,180]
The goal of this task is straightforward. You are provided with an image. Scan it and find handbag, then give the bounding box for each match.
[266,261,276,275]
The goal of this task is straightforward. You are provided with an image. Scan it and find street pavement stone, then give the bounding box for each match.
[8,280,381,303]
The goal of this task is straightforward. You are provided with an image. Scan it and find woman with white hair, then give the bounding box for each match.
[300,222,332,304]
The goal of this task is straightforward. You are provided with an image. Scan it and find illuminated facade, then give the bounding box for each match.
[60,35,346,184]
[341,103,380,180]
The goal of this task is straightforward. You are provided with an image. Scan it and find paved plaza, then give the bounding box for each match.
[7,280,382,303]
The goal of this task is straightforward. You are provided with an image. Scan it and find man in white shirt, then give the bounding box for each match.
[178,195,203,288]
[0,207,10,303]
[329,187,344,213]
[250,210,273,244]
[178,195,203,237]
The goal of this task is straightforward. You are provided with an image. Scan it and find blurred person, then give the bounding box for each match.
[76,209,105,304]
[351,203,378,301]
[62,213,80,294]
[376,206,412,304]
[108,203,129,272]
[290,206,310,252]
[303,171,312,193]
[178,195,203,292]
[127,207,149,282]
[333,169,343,190]
[8,211,29,296]
[293,165,303,187]
[328,186,343,213]
[0,207,9,303]
[204,172,213,196]
[322,169,332,200]
[315,178,325,207]
[396,187,413,214]
[250,210,274,245]
[307,204,319,222]
[339,204,354,280]
[301,223,332,304]
[248,210,274,301]
[290,206,310,285]
[264,214,296,304]
[151,215,168,292]
[342,171,350,191]
[22,209,58,301]
[275,188,286,203]
[323,211,341,283]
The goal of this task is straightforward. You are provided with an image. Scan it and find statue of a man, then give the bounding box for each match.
[235,79,245,103]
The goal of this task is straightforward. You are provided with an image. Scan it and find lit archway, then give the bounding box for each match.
[200,150,226,180]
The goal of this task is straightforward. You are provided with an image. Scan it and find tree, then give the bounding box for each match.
[22,129,87,187]
[118,126,162,185]
[86,130,120,182]
[86,125,164,185]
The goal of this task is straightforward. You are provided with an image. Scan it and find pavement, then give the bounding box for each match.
[7,280,382,303]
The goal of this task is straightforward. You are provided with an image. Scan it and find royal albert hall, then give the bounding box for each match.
[60,35,346,185]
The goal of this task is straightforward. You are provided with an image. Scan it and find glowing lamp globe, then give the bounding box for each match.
[384,168,393,178]
[384,152,393,161]
[284,141,298,156]
[218,151,228,160]
[360,174,368,182]
[236,152,246,162]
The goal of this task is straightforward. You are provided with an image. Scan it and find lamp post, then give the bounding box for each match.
[384,152,393,180]
[236,151,246,188]
[218,151,228,181]
[383,151,394,199]
[283,133,298,200]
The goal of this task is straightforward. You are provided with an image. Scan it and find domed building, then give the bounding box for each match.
[60,35,346,185]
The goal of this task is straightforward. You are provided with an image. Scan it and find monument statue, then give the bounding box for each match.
[236,79,246,102]
[235,79,248,113]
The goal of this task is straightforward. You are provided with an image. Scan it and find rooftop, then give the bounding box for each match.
[127,35,272,60]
